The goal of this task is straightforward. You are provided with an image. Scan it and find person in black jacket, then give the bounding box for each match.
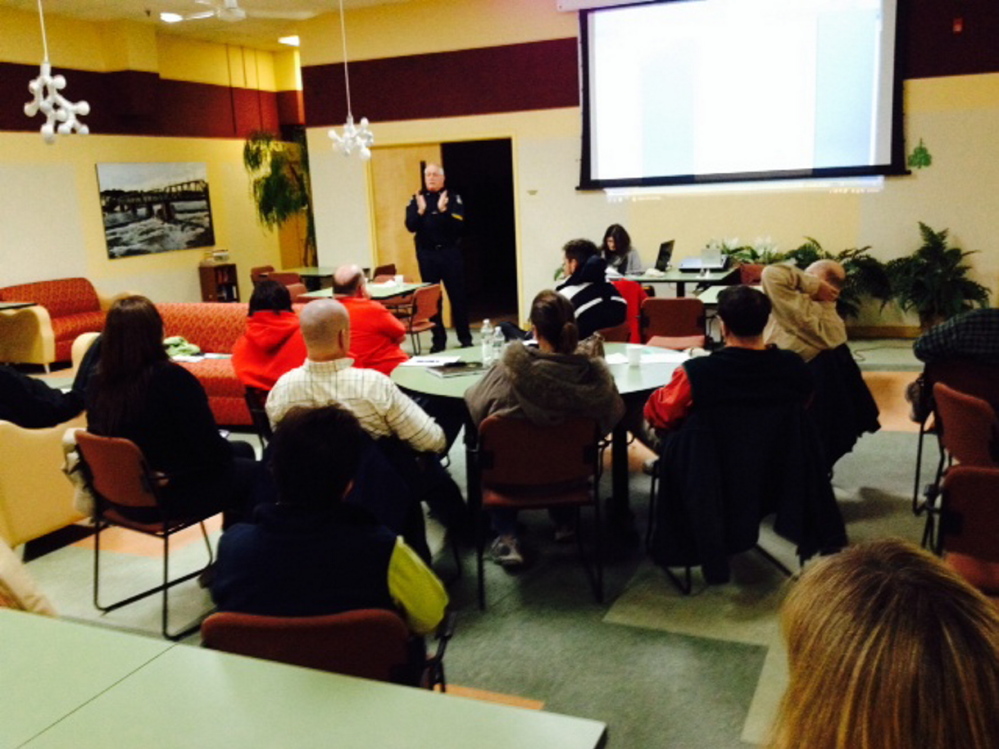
[556,239,628,339]
[0,365,82,428]
[85,295,256,524]
[404,162,472,352]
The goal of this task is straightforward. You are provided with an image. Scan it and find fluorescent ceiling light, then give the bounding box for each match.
[278,35,300,46]
[159,12,183,23]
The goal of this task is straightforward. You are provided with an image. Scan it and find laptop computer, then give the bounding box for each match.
[655,240,675,272]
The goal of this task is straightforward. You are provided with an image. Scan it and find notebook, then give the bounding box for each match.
[427,361,487,378]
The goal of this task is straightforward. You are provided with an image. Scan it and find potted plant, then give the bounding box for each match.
[885,222,990,330]
[242,129,317,267]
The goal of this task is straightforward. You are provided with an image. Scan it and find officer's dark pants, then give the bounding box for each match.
[416,244,472,349]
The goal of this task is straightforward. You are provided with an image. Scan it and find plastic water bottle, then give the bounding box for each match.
[480,319,494,365]
[491,325,505,364]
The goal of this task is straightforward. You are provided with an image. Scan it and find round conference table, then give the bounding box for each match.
[391,342,684,542]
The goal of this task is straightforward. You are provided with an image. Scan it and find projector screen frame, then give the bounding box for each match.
[577,0,909,191]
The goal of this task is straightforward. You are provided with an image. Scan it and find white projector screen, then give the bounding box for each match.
[580,0,905,188]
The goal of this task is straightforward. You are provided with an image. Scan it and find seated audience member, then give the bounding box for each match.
[769,538,999,749]
[0,365,82,428]
[600,223,644,276]
[266,299,466,535]
[231,280,307,391]
[333,264,409,376]
[212,404,447,638]
[556,239,628,339]
[465,290,624,566]
[761,260,846,362]
[86,296,256,524]
[913,307,999,364]
[645,285,813,435]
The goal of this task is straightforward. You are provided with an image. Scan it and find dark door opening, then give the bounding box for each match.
[441,138,518,326]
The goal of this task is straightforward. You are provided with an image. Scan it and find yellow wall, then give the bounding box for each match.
[305,0,999,325]
[0,9,290,301]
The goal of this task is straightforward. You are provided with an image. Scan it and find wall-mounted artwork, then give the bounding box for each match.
[96,162,215,259]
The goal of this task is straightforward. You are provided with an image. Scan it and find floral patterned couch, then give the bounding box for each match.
[0,278,120,368]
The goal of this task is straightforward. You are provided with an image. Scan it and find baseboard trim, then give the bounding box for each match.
[846,325,921,339]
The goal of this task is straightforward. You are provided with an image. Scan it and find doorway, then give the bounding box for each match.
[440,139,518,326]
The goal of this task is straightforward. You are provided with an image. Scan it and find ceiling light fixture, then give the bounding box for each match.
[160,12,184,23]
[24,0,89,144]
[278,35,300,47]
[327,0,373,160]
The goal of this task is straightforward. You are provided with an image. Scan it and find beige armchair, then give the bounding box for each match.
[0,415,87,549]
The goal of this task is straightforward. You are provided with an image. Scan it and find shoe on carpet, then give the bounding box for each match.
[429,344,446,354]
[642,457,658,476]
[490,535,524,567]
[459,340,474,348]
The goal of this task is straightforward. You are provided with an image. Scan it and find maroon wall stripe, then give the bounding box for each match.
[0,62,289,138]
[301,38,579,127]
[277,90,305,126]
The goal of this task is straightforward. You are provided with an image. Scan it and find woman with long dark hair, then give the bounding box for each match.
[600,223,644,275]
[465,290,624,566]
[86,295,256,522]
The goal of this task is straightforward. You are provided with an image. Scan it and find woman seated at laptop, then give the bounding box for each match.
[465,290,624,567]
[86,295,256,524]
[601,223,644,275]
[232,279,308,392]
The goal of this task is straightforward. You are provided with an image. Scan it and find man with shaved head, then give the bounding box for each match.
[333,264,409,375]
[761,260,847,362]
[266,299,444,454]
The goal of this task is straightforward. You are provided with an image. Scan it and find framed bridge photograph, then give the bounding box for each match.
[95,162,215,259]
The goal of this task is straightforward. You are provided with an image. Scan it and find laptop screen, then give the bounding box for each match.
[655,240,675,272]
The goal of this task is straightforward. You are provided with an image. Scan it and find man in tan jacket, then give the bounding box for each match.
[761,261,847,361]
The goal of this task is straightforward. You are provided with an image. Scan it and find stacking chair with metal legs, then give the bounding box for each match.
[75,431,217,640]
[475,415,603,609]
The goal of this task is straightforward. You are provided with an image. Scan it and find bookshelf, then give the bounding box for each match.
[199,262,239,302]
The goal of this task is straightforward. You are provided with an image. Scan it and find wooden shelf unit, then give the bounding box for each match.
[199,262,239,303]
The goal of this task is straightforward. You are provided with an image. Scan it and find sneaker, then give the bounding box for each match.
[553,524,576,544]
[490,536,524,567]
[642,457,658,476]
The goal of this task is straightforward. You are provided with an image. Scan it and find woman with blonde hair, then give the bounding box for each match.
[770,538,999,749]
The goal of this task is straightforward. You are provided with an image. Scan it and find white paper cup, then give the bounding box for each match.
[627,347,642,366]
[394,274,404,284]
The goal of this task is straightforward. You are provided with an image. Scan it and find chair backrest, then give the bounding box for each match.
[250,265,274,287]
[267,272,302,287]
[373,263,397,278]
[939,466,999,579]
[411,284,442,326]
[611,278,647,343]
[933,382,999,467]
[479,415,598,490]
[596,321,631,343]
[640,297,705,342]
[201,609,413,683]
[285,283,309,303]
[739,263,764,285]
[74,432,159,511]
[922,360,999,418]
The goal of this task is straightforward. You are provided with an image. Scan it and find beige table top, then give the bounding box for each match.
[2,610,607,749]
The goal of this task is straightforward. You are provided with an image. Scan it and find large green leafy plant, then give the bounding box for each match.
[243,130,317,267]
[885,222,990,329]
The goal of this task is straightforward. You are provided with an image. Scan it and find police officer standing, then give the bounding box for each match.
[404,162,472,352]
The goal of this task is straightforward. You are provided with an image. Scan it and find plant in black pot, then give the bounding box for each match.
[886,222,990,330]
[243,129,317,267]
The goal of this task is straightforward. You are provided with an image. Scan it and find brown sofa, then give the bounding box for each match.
[0,278,122,368]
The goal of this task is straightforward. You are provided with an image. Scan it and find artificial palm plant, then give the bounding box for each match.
[242,129,317,267]
[885,222,990,329]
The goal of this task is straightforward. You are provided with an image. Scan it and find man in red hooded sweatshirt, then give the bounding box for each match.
[333,264,410,376]
[232,279,308,391]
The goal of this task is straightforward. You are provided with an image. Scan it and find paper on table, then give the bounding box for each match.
[400,355,461,367]
[605,350,689,365]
